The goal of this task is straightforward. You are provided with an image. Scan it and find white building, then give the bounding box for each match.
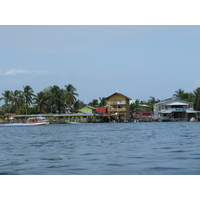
[154,97,200,121]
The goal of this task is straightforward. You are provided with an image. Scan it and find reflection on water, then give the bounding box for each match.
[0,122,200,175]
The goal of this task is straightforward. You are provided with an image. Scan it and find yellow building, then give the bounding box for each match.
[106,92,131,122]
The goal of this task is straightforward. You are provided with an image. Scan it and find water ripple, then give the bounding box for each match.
[1,122,200,174]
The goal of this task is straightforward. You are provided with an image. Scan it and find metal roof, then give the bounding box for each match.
[156,99,193,105]
[106,92,131,100]
[186,110,200,113]
[95,107,107,113]
[166,102,190,106]
[13,113,101,118]
[159,110,200,114]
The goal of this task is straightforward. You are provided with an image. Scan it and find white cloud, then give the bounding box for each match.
[0,69,53,76]
[4,69,33,76]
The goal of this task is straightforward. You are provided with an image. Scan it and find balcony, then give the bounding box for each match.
[110,101,127,105]
[160,107,193,112]
[108,108,127,112]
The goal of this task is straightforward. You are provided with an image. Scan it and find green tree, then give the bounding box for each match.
[129,99,141,112]
[64,84,78,107]
[58,89,66,114]
[173,89,185,97]
[1,90,12,113]
[129,103,135,112]
[73,100,85,112]
[187,92,195,103]
[23,85,35,115]
[99,97,107,107]
[173,89,191,101]
[88,99,99,107]
[193,87,200,110]
[173,88,198,102]
[34,91,49,113]
[146,96,160,111]
[10,90,24,114]
[49,85,61,113]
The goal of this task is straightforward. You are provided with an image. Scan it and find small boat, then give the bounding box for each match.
[65,120,79,124]
[25,117,50,125]
[2,117,50,126]
[190,117,197,122]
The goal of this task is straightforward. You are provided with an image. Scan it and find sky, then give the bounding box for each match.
[0,25,200,105]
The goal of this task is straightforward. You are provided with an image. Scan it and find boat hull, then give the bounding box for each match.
[2,121,50,126]
[65,121,79,124]
[25,121,50,125]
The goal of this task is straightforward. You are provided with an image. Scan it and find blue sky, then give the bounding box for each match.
[1,25,200,105]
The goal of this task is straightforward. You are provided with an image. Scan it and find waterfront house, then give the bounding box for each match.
[106,92,131,122]
[78,105,96,114]
[78,105,96,122]
[95,107,109,122]
[132,109,153,122]
[154,97,200,121]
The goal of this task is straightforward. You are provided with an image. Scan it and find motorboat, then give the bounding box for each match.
[65,120,79,124]
[1,117,50,126]
[25,117,50,125]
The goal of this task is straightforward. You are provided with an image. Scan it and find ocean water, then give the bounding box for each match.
[0,122,200,175]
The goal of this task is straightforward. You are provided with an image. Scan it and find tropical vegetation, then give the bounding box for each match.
[0,84,80,117]
[88,97,107,107]
[1,84,200,119]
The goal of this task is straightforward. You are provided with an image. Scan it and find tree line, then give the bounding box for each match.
[0,84,108,117]
[1,85,200,117]
[0,84,80,115]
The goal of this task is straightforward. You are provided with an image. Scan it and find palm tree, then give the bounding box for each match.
[10,90,23,114]
[49,85,61,113]
[34,91,49,113]
[187,92,195,103]
[173,89,185,97]
[99,97,107,107]
[147,96,160,111]
[88,99,99,107]
[194,87,200,110]
[1,90,12,113]
[73,100,85,112]
[129,99,141,111]
[64,84,78,107]
[59,89,66,113]
[23,85,35,115]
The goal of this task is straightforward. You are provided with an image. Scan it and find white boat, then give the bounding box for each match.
[65,120,79,124]
[2,117,50,126]
[190,117,197,122]
[25,117,50,125]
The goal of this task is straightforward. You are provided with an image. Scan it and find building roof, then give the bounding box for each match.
[155,97,193,105]
[106,92,131,100]
[160,110,200,114]
[167,102,190,106]
[95,107,107,113]
[80,105,96,110]
[4,113,15,117]
[13,113,102,117]
[135,109,153,115]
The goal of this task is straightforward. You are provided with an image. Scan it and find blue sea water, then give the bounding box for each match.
[0,122,200,175]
